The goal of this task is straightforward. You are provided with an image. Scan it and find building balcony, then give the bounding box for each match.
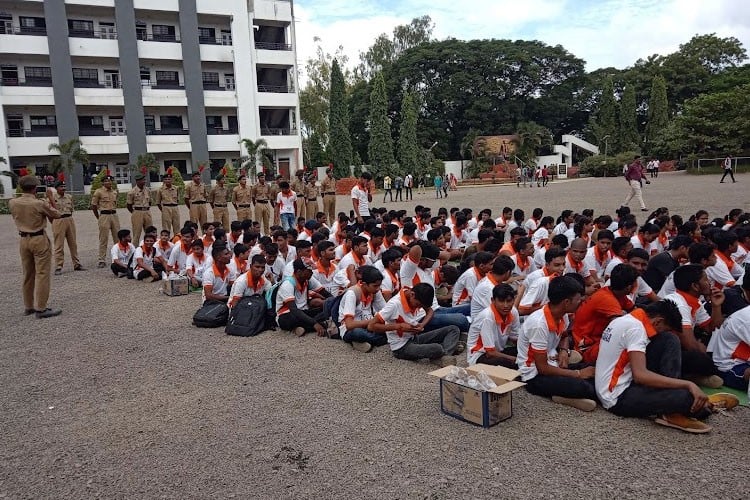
[147,128,189,135]
[136,40,182,60]
[69,29,117,40]
[203,90,237,108]
[207,133,241,152]
[261,127,294,136]
[199,44,233,63]
[255,48,295,66]
[137,32,181,43]
[146,133,192,153]
[79,128,123,137]
[255,41,291,50]
[1,77,53,87]
[79,135,129,156]
[1,85,55,105]
[202,82,231,91]
[258,84,293,93]
[7,127,58,138]
[69,37,119,58]
[7,135,59,157]
[5,26,47,36]
[0,32,50,55]
[143,80,185,90]
[206,127,239,135]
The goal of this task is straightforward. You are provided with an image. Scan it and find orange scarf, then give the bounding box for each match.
[212,263,229,281]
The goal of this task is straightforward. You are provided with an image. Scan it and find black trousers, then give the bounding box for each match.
[136,262,165,281]
[525,362,597,400]
[720,169,735,182]
[681,349,717,377]
[277,306,324,332]
[405,187,413,200]
[477,346,518,369]
[394,187,403,201]
[111,262,129,276]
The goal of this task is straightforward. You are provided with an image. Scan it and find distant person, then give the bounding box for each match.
[622,155,650,212]
[393,174,404,201]
[404,173,414,200]
[434,174,443,198]
[382,175,393,202]
[720,155,736,183]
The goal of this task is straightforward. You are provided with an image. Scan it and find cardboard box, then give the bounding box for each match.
[428,364,525,428]
[162,276,189,296]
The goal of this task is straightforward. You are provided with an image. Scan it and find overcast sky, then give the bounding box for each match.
[293,0,750,83]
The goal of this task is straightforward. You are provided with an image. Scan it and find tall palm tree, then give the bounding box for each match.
[239,138,274,179]
[48,138,89,175]
[514,122,552,165]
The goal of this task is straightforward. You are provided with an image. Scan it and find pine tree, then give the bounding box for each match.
[591,77,619,152]
[367,72,395,178]
[618,84,640,151]
[645,75,669,151]
[398,91,420,176]
[328,59,353,178]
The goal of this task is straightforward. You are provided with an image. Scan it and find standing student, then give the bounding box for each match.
[185,171,209,228]
[49,179,83,275]
[622,155,650,212]
[155,170,180,236]
[338,266,388,353]
[91,174,120,268]
[467,284,520,368]
[393,175,403,201]
[351,172,373,227]
[382,175,393,202]
[209,173,230,230]
[127,173,152,245]
[275,181,297,231]
[434,174,443,198]
[9,174,62,318]
[404,173,414,200]
[719,155,736,183]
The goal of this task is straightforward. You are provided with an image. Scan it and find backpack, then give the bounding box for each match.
[225,294,269,337]
[324,287,364,328]
[193,300,229,328]
[265,276,296,315]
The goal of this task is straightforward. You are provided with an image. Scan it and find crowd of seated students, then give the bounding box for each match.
[108,199,749,433]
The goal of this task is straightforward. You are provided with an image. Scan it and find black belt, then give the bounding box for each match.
[324,192,335,195]
[134,207,150,211]
[59,214,72,218]
[100,210,116,214]
[19,230,44,237]
[307,198,317,201]
[256,200,268,203]
[214,204,227,207]
[191,200,206,204]
[238,204,252,208]
[162,203,178,207]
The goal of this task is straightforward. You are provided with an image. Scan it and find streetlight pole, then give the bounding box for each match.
[601,135,610,176]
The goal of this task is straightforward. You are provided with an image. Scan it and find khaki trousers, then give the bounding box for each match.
[52,217,80,269]
[98,213,120,263]
[213,207,230,230]
[131,209,153,244]
[236,207,253,223]
[306,200,319,221]
[323,194,336,223]
[295,199,306,220]
[189,203,208,228]
[161,206,180,236]
[255,202,271,235]
[20,234,52,310]
[623,180,646,210]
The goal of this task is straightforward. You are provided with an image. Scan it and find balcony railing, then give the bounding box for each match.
[1,77,54,87]
[206,127,239,135]
[255,41,291,50]
[202,82,230,91]
[7,127,58,137]
[147,128,189,135]
[141,80,184,90]
[199,35,232,45]
[71,80,122,89]
[68,29,117,39]
[258,84,294,93]
[4,26,48,36]
[79,128,121,136]
[137,32,180,43]
[260,127,295,136]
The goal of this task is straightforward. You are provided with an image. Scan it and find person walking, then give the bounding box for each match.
[542,165,549,187]
[404,173,414,200]
[10,173,62,318]
[434,174,443,198]
[383,175,393,202]
[622,155,650,212]
[49,177,83,275]
[91,173,120,268]
[720,155,736,183]
[394,174,404,201]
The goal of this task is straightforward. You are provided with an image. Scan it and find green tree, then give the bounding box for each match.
[367,72,395,179]
[590,77,619,151]
[91,167,117,192]
[48,138,89,175]
[514,122,553,164]
[328,59,353,178]
[645,75,669,152]
[240,138,273,179]
[618,84,640,151]
[356,15,434,80]
[397,91,420,176]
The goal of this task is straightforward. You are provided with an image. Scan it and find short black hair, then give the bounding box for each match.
[492,283,517,301]
[279,181,290,189]
[687,242,714,264]
[669,235,693,250]
[264,242,279,256]
[484,238,502,254]
[211,244,229,259]
[381,248,401,267]
[610,264,639,291]
[317,240,335,254]
[251,254,266,266]
[474,251,494,267]
[513,237,531,253]
[714,230,738,253]
[360,171,373,180]
[411,283,434,308]
[117,229,131,240]
[612,236,632,255]
[491,255,515,275]
[597,229,615,241]
[296,240,313,250]
[551,234,569,249]
[673,264,704,292]
[233,243,248,256]
[643,300,683,334]
[545,246,567,263]
[547,275,584,305]
[384,223,399,238]
[351,235,368,247]
[180,227,193,236]
[360,265,384,284]
[627,248,650,261]
[403,222,417,236]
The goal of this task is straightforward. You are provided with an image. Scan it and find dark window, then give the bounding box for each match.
[68,19,94,36]
[160,115,184,130]
[198,27,216,43]
[19,16,46,31]
[24,66,52,83]
[152,24,176,41]
[164,160,187,177]
[202,71,220,89]
[156,71,178,83]
[227,116,238,132]
[144,115,155,133]
[30,115,56,127]
[0,14,12,35]
[73,68,98,80]
[206,116,222,127]
[135,22,147,40]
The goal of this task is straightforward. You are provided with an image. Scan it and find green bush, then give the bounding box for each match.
[580,150,641,177]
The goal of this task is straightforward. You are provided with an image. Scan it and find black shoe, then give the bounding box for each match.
[24,308,37,316]
[36,308,62,319]
[97,262,106,268]
[74,265,85,271]
[641,208,649,211]
[54,268,62,276]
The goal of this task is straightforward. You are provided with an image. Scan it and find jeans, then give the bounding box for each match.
[719,362,749,391]
[383,188,393,202]
[405,187,412,200]
[525,362,597,400]
[477,347,517,368]
[425,306,470,332]
[435,185,443,198]
[681,349,717,377]
[277,306,324,332]
[280,212,295,231]
[392,325,460,361]
[394,188,403,201]
[136,262,165,281]
[343,327,388,346]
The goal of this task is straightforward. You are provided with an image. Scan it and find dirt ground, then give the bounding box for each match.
[0,171,748,499]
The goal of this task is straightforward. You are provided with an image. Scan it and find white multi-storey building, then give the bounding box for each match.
[0,0,302,195]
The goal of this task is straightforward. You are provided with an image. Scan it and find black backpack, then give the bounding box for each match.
[192,300,229,328]
[324,287,364,328]
[225,294,269,337]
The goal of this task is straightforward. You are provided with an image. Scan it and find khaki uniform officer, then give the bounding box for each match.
[270,175,282,225]
[291,170,306,220]
[252,172,272,235]
[232,175,253,222]
[304,178,319,221]
[155,172,180,236]
[209,174,231,229]
[91,174,120,268]
[185,172,209,229]
[127,173,152,244]
[50,180,83,274]
[321,171,337,223]
[10,174,62,318]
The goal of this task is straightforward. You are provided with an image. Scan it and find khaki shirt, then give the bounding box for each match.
[185,181,208,202]
[252,182,272,202]
[127,185,151,208]
[321,177,336,194]
[52,191,74,215]
[91,187,118,210]
[291,178,305,195]
[209,185,230,205]
[156,185,179,205]
[232,185,253,205]
[10,193,59,232]
[303,184,319,200]
[269,182,279,201]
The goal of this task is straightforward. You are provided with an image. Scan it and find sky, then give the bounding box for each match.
[293,0,750,83]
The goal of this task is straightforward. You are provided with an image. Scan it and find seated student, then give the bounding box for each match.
[596,301,737,434]
[471,255,514,319]
[658,242,716,298]
[516,275,598,411]
[298,220,318,242]
[518,248,567,315]
[379,248,402,300]
[707,230,745,289]
[284,240,313,276]
[426,228,460,262]
[295,216,305,234]
[584,229,614,282]
[227,221,243,251]
[338,235,373,283]
[630,223,660,257]
[185,240,213,287]
[201,245,234,304]
[718,272,750,317]
[201,222,216,254]
[398,222,418,247]
[524,209,543,236]
[614,218,638,239]
[366,227,386,262]
[243,231,260,254]
[711,305,750,390]
[155,229,175,263]
[312,240,338,295]
[272,229,296,263]
[603,236,633,281]
[500,227,527,255]
[452,251,494,306]
[573,264,638,363]
[275,258,332,336]
[415,212,431,240]
[229,254,272,306]
[591,214,613,242]
[138,225,159,245]
[731,226,750,266]
[662,264,725,387]
[213,227,228,248]
[334,231,354,261]
[228,243,249,276]
[531,216,555,249]
[263,242,285,284]
[172,221,198,243]
[642,235,692,292]
[467,283,520,368]
[504,209,525,243]
[132,233,165,282]
[368,283,460,364]
[110,229,135,277]
[508,237,537,284]
[564,216,593,247]
[565,238,596,286]
[533,233,568,270]
[493,206,513,236]
[338,265,388,353]
[382,223,399,250]
[463,228,494,260]
[167,226,194,274]
[449,214,470,250]
[620,248,659,305]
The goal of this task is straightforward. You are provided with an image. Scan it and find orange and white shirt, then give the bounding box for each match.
[377,289,427,351]
[595,309,655,409]
[706,251,744,289]
[154,240,174,261]
[662,290,711,330]
[186,254,213,282]
[337,286,386,336]
[133,245,157,273]
[467,304,520,365]
[531,226,550,248]
[511,253,537,280]
[276,191,297,214]
[470,274,504,319]
[201,263,236,303]
[516,305,570,381]
[227,256,247,276]
[584,246,612,280]
[631,234,657,256]
[731,243,749,266]
[167,242,192,272]
[523,217,539,237]
[452,266,483,306]
[710,306,750,372]
[229,271,271,307]
[312,260,338,295]
[524,267,557,288]
[275,276,325,320]
[518,275,554,315]
[564,253,593,277]
[449,227,468,249]
[400,253,440,310]
[337,251,372,272]
[367,241,385,262]
[381,267,401,298]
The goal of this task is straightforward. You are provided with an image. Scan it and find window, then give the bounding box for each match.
[152,24,176,41]
[114,164,130,184]
[221,30,232,45]
[144,115,155,133]
[73,68,98,80]
[135,22,147,40]
[20,16,45,29]
[91,116,103,126]
[224,73,235,90]
[30,116,56,127]
[198,27,216,43]
[202,71,220,89]
[0,14,12,34]
[68,19,94,36]
[160,115,184,130]
[156,71,178,83]
[24,66,52,82]
[206,116,222,128]
[99,22,116,39]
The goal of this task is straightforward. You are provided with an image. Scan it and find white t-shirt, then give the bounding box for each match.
[227,256,247,277]
[312,261,339,295]
[604,255,626,281]
[584,246,612,280]
[400,254,440,310]
[471,274,504,319]
[552,222,570,236]
[532,227,550,248]
[523,218,539,236]
[662,291,711,330]
[511,253,537,280]
[519,276,552,314]
[595,312,651,409]
[154,240,174,261]
[133,245,157,273]
[380,267,401,298]
[275,276,324,319]
[711,306,750,372]
[110,242,135,266]
[452,267,483,306]
[516,306,569,381]
[185,254,213,283]
[377,290,427,351]
[229,271,271,307]
[338,251,372,272]
[351,185,370,217]
[201,264,236,303]
[337,287,386,336]
[367,241,385,262]
[449,228,468,249]
[276,191,297,214]
[564,254,594,278]
[706,252,744,289]
[467,305,520,365]
[167,242,191,273]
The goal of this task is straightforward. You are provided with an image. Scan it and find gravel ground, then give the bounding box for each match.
[1,172,748,499]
